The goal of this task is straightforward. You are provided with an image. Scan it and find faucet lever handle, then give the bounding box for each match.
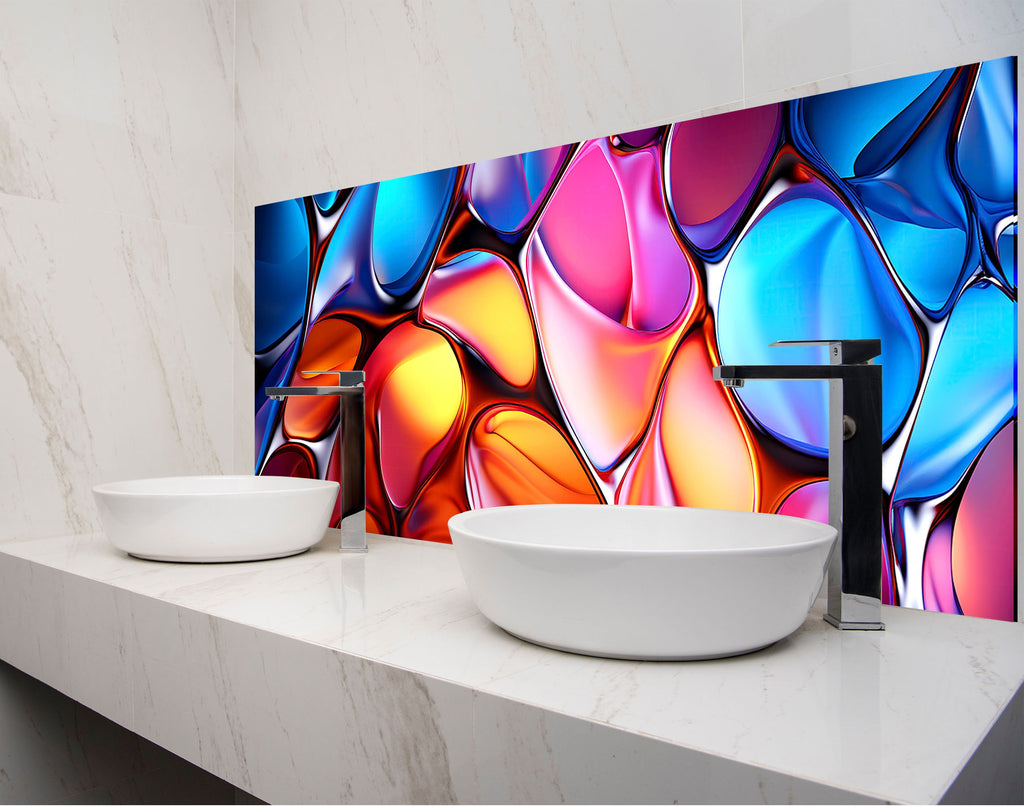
[299,369,365,387]
[770,339,881,365]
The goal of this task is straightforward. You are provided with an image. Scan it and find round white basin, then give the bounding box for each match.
[93,475,339,562]
[448,504,837,661]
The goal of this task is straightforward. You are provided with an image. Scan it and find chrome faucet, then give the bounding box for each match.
[265,370,367,553]
[713,339,884,630]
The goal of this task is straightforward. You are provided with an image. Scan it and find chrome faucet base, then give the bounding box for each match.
[823,614,886,631]
[337,510,368,553]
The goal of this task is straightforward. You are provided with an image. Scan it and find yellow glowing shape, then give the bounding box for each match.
[377,326,465,508]
[421,255,536,388]
[659,335,755,511]
[386,343,462,438]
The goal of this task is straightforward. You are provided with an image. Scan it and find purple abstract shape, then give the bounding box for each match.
[469,145,570,234]
[666,105,780,252]
[923,520,960,613]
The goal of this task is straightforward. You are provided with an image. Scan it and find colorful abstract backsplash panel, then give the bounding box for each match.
[256,58,1017,620]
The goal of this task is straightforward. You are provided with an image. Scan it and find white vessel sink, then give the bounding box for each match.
[448,504,837,660]
[93,475,339,562]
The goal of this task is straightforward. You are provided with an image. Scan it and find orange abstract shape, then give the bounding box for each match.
[467,405,602,508]
[420,252,536,388]
[403,485,469,544]
[365,507,388,536]
[282,318,362,441]
[370,323,465,509]
[619,328,756,511]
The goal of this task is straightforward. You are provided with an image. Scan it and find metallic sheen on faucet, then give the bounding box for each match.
[713,339,884,630]
[265,370,367,553]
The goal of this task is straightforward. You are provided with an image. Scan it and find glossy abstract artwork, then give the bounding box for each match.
[256,58,1017,620]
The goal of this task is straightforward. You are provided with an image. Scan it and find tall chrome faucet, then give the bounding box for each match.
[266,370,367,553]
[713,339,884,630]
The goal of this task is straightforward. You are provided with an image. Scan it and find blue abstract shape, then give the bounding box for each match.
[957,57,1017,207]
[868,210,968,313]
[313,190,340,211]
[894,282,1016,502]
[717,189,921,456]
[997,223,1017,287]
[853,69,959,177]
[255,338,297,466]
[370,167,458,296]
[795,69,944,178]
[470,146,569,235]
[255,199,309,354]
[312,185,376,319]
[849,70,973,314]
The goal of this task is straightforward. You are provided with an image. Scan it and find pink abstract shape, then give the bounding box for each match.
[527,140,699,472]
[952,422,1015,620]
[525,252,688,473]
[616,127,662,149]
[922,520,959,613]
[611,145,697,331]
[536,141,633,322]
[777,481,829,524]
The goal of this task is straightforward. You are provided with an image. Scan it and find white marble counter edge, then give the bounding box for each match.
[1,531,1022,803]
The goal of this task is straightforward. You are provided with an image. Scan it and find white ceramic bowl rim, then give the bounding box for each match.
[448,504,837,556]
[93,475,338,497]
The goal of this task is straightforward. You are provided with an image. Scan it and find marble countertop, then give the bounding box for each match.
[0,530,1022,804]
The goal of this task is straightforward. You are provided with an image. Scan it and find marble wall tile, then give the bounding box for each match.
[233,228,256,473]
[0,0,235,541]
[233,0,744,213]
[742,0,1024,104]
[0,193,233,539]
[0,0,234,229]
